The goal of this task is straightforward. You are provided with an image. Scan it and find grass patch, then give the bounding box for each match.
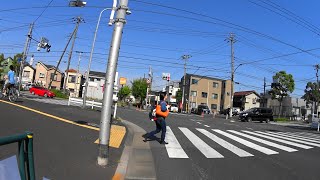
[274,118,289,122]
[50,89,68,99]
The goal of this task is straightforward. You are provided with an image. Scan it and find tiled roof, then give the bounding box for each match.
[234,91,260,97]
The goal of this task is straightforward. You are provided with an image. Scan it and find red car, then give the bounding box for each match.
[29,86,55,98]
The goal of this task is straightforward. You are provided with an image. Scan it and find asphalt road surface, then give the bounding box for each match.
[118,107,320,180]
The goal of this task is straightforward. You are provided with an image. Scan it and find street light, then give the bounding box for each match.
[82,7,113,108]
[69,0,87,7]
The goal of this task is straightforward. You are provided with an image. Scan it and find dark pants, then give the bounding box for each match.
[148,117,166,142]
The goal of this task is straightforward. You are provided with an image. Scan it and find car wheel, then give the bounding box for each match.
[44,93,48,98]
[31,91,35,95]
[265,118,270,123]
[247,117,252,122]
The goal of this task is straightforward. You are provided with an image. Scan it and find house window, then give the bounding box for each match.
[95,78,100,82]
[191,91,197,97]
[191,79,198,84]
[191,102,197,108]
[202,92,207,98]
[50,73,57,81]
[211,104,217,109]
[23,71,30,77]
[212,93,218,99]
[69,75,76,83]
[51,86,57,89]
[253,98,257,104]
[69,88,75,93]
[213,82,219,88]
[223,82,226,88]
[39,73,45,78]
[89,77,94,81]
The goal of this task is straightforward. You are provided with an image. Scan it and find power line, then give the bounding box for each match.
[33,0,54,23]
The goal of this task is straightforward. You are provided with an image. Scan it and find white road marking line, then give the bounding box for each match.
[246,127,253,130]
[242,131,312,149]
[179,128,224,158]
[266,131,320,143]
[228,130,297,152]
[165,127,189,158]
[197,122,202,124]
[204,125,210,127]
[255,131,320,147]
[213,129,278,155]
[197,129,253,157]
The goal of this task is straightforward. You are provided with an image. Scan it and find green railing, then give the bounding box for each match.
[0,132,35,180]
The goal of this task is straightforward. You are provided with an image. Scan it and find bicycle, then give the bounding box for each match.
[0,84,19,102]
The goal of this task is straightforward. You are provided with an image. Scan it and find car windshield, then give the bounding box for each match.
[171,104,177,107]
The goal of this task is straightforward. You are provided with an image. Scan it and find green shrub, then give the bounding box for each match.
[274,118,289,122]
[50,89,68,99]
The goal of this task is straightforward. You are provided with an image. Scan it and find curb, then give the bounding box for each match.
[113,118,156,180]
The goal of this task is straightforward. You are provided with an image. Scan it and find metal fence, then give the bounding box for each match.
[0,132,35,180]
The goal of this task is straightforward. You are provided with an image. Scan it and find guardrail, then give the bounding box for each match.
[68,97,102,109]
[0,132,35,180]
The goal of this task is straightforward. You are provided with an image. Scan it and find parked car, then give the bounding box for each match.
[191,108,197,114]
[197,105,211,115]
[220,108,240,116]
[29,86,55,98]
[239,107,273,123]
[169,103,179,113]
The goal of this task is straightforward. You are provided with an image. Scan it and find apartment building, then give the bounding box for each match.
[181,74,231,113]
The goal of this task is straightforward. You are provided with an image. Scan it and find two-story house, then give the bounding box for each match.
[181,74,232,113]
[34,62,63,89]
[22,63,36,84]
[233,91,260,111]
[65,69,83,97]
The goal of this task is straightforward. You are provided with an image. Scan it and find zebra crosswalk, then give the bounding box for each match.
[163,127,320,159]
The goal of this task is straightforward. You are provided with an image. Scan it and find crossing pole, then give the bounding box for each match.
[97,0,130,166]
[229,33,235,119]
[19,23,34,93]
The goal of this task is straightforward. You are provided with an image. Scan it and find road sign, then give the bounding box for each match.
[162,73,170,81]
[119,77,127,85]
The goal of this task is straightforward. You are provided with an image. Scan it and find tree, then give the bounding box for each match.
[118,85,131,101]
[0,53,5,78]
[269,71,295,118]
[302,82,320,114]
[131,79,148,106]
[176,89,182,103]
[12,53,23,73]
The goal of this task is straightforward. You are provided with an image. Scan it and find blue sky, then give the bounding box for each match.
[1,0,320,97]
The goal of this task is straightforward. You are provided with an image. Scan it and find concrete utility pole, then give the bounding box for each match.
[75,51,83,97]
[48,26,78,89]
[229,33,235,119]
[19,23,34,93]
[181,55,191,113]
[97,0,130,166]
[263,77,266,107]
[63,17,83,92]
[145,66,152,107]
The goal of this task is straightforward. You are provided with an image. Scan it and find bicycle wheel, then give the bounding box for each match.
[8,89,18,102]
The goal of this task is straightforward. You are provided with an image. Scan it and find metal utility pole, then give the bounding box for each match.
[229,33,235,119]
[75,51,83,97]
[82,8,111,108]
[63,17,83,92]
[97,0,130,166]
[48,26,78,89]
[19,23,34,93]
[181,55,191,113]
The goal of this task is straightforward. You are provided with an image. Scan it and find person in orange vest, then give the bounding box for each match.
[144,92,170,144]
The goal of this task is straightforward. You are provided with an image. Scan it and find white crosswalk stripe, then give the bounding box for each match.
[266,131,320,143]
[242,131,313,149]
[227,130,297,152]
[213,130,278,155]
[179,128,224,158]
[197,129,253,157]
[255,131,320,147]
[165,127,189,158]
[162,127,319,159]
[273,132,320,141]
[289,132,320,139]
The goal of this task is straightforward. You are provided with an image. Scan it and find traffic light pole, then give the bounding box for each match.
[97,0,129,166]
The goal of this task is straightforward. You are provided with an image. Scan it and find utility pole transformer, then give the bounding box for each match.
[19,23,34,93]
[229,33,235,119]
[97,0,130,166]
[63,17,83,92]
[181,55,191,113]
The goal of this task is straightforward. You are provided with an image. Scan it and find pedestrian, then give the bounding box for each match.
[144,93,170,144]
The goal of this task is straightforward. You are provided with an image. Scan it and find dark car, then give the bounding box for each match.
[197,105,210,115]
[239,108,273,123]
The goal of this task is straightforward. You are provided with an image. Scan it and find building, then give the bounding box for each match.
[34,62,63,89]
[21,63,36,84]
[233,91,260,111]
[65,69,83,97]
[181,74,232,113]
[83,71,118,101]
[0,57,14,79]
[165,81,180,104]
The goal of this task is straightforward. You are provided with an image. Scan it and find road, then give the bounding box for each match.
[118,107,320,180]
